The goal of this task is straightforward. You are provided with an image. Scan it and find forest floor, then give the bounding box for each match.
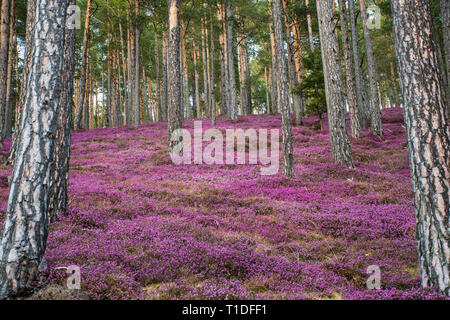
[0,108,447,300]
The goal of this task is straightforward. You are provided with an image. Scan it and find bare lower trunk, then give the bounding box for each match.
[359,0,382,136]
[209,3,216,125]
[161,31,168,122]
[392,0,450,297]
[0,0,11,143]
[0,0,70,299]
[201,17,210,118]
[269,22,278,114]
[306,0,314,52]
[272,0,294,178]
[226,0,238,121]
[317,0,354,168]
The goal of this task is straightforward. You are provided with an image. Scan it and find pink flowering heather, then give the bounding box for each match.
[0,108,446,300]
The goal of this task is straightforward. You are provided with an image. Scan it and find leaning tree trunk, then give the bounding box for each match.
[0,0,70,299]
[348,0,368,130]
[391,0,450,297]
[317,0,354,168]
[339,0,361,138]
[0,0,11,145]
[74,0,92,130]
[167,0,183,153]
[359,0,382,136]
[272,0,294,178]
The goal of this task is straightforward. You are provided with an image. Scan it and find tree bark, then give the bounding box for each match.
[269,22,279,114]
[391,0,450,297]
[359,0,382,136]
[167,0,183,153]
[306,0,314,52]
[339,0,361,138]
[226,0,238,121]
[161,31,168,121]
[181,20,191,120]
[133,0,141,126]
[193,36,201,118]
[272,0,294,178]
[201,17,209,118]
[440,0,450,116]
[348,0,368,130]
[4,0,15,138]
[218,2,228,117]
[209,2,216,125]
[153,27,162,122]
[316,0,354,168]
[74,0,92,130]
[0,0,71,299]
[0,0,11,144]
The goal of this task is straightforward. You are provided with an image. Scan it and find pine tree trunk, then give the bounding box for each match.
[4,0,15,138]
[391,0,450,297]
[161,31,168,121]
[264,65,271,114]
[154,28,162,122]
[0,0,10,144]
[133,0,141,126]
[209,3,216,125]
[316,0,354,168]
[181,20,191,120]
[359,0,382,136]
[201,18,209,118]
[348,0,368,130]
[0,0,71,298]
[193,37,201,118]
[167,0,183,153]
[339,0,361,138]
[226,0,238,121]
[269,22,279,114]
[272,0,294,178]
[306,0,314,52]
[74,0,92,130]
[440,0,450,116]
[218,3,228,117]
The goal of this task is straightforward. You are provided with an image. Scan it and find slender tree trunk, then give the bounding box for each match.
[154,28,162,122]
[202,17,210,118]
[264,65,271,114]
[359,0,382,136]
[339,0,361,138]
[133,0,141,126]
[0,0,10,144]
[161,31,168,121]
[348,0,368,130]
[226,0,238,121]
[167,0,182,152]
[119,21,128,126]
[391,0,450,297]
[0,0,71,298]
[218,3,228,117]
[4,0,15,138]
[181,20,191,120]
[317,0,354,168]
[306,0,314,52]
[272,0,294,178]
[269,22,279,114]
[193,36,201,118]
[209,3,216,125]
[74,0,92,130]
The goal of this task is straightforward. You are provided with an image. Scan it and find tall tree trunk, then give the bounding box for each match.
[161,31,168,121]
[264,65,271,114]
[339,0,361,138]
[209,3,216,125]
[119,21,128,126]
[272,0,294,178]
[348,0,368,130]
[167,0,183,152]
[4,0,15,138]
[306,0,314,52]
[153,27,162,122]
[238,32,252,115]
[391,0,450,297]
[74,0,92,130]
[317,0,354,168]
[226,0,238,121]
[0,0,10,144]
[359,0,382,136]
[193,36,201,118]
[440,0,450,116]
[218,3,228,117]
[202,17,210,118]
[181,20,191,120]
[269,22,279,114]
[0,0,71,298]
[133,0,141,126]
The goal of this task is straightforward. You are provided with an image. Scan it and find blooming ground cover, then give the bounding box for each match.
[0,108,446,300]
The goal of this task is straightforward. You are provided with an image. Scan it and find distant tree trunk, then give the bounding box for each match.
[359,0,382,136]
[264,65,271,114]
[0,0,71,299]
[181,21,191,120]
[269,22,279,114]
[209,3,216,125]
[105,34,112,127]
[339,0,361,138]
[119,21,128,126]
[153,28,162,122]
[389,61,400,107]
[391,0,450,297]
[348,0,368,130]
[74,0,92,130]
[218,3,228,117]
[317,0,354,168]
[201,18,209,118]
[291,6,306,119]
[161,31,168,121]
[193,36,201,118]
[226,0,238,121]
[133,0,141,126]
[440,0,450,116]
[306,0,314,52]
[238,33,251,115]
[272,0,294,178]
[0,0,10,144]
[167,0,183,152]
[4,0,15,138]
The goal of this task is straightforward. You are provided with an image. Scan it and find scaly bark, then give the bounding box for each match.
[391,0,450,297]
[0,0,11,144]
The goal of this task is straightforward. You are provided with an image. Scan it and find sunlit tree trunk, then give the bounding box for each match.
[391,0,450,297]
[317,0,354,168]
[181,20,191,120]
[339,0,361,138]
[218,3,228,117]
[153,28,162,122]
[306,0,314,52]
[359,0,382,136]
[226,0,238,121]
[272,0,294,178]
[209,3,216,125]
[269,22,279,114]
[161,31,168,121]
[133,0,141,126]
[202,17,210,118]
[0,0,10,144]
[0,0,71,299]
